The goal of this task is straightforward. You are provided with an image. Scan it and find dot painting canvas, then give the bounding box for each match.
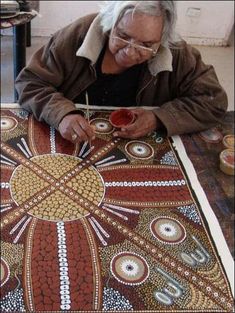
[0,108,234,312]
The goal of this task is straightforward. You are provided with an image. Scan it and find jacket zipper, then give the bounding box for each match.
[70,65,97,101]
[136,76,155,105]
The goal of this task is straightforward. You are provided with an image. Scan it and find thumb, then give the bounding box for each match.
[130,109,142,116]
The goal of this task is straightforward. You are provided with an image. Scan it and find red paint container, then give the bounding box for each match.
[109,109,135,128]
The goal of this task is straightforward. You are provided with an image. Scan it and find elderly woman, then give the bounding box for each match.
[15,1,227,143]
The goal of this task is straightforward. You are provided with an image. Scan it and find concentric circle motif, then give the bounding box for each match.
[10,154,105,222]
[1,116,18,132]
[150,216,186,244]
[1,257,10,287]
[125,141,154,160]
[110,252,149,285]
[90,118,114,134]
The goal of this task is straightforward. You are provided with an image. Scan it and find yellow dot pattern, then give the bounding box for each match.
[67,168,104,205]
[10,166,49,204]
[10,154,105,222]
[29,190,88,221]
[34,154,78,179]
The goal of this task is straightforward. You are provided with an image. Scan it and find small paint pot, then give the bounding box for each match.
[109,109,135,128]
[199,128,223,143]
[223,134,234,149]
[219,149,234,175]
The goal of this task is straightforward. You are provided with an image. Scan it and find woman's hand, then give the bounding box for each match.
[58,114,95,143]
[113,108,159,139]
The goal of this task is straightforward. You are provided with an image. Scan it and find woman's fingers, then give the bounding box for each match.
[79,118,96,140]
[113,109,157,139]
[58,114,95,143]
[59,109,158,142]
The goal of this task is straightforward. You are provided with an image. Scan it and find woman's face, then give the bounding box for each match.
[109,12,163,68]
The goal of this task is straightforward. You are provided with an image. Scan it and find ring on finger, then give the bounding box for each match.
[72,133,78,141]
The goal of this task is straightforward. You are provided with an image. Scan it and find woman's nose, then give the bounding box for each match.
[124,44,137,57]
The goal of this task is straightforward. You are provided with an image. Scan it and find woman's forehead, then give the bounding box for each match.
[116,12,163,43]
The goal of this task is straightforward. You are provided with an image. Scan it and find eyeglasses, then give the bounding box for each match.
[111,32,160,56]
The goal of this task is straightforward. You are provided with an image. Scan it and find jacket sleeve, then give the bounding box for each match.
[15,33,80,130]
[153,44,228,136]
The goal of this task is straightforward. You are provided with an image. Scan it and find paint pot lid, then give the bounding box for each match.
[220,149,234,168]
[223,134,234,149]
[199,128,223,143]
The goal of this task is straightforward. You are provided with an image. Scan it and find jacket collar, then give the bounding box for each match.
[76,15,173,76]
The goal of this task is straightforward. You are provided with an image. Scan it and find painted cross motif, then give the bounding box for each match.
[0,109,233,312]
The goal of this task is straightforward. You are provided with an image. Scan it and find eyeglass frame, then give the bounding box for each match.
[110,27,160,57]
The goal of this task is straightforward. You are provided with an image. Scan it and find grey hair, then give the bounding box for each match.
[99,1,181,48]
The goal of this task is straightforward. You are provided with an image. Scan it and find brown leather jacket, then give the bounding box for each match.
[15,13,228,136]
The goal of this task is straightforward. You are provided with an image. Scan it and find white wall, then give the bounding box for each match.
[2,1,234,46]
[176,1,234,45]
[31,1,102,36]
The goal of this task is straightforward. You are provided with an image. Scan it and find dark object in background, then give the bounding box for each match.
[0,1,20,15]
[0,1,38,16]
[16,0,30,12]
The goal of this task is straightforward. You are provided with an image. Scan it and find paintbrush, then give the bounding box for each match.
[85,91,90,123]
[85,92,91,148]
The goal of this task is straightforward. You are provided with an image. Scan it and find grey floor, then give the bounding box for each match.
[1,35,234,111]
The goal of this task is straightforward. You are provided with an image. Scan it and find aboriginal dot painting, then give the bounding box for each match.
[0,109,234,312]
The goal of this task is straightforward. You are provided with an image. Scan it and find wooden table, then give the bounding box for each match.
[181,111,234,258]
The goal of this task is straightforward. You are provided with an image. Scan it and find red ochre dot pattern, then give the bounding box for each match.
[102,166,190,202]
[31,221,94,311]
